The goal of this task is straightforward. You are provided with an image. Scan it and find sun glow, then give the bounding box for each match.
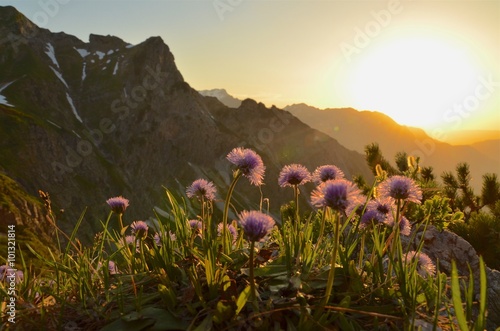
[344,36,482,129]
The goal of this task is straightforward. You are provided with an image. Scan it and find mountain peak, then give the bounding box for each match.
[88,34,128,50]
[0,5,40,38]
[199,88,242,108]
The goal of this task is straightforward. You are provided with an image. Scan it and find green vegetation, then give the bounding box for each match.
[1,145,494,330]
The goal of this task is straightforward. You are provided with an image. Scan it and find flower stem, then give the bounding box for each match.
[222,171,241,253]
[323,210,340,305]
[316,206,328,248]
[249,240,258,311]
[293,184,300,224]
[387,199,402,283]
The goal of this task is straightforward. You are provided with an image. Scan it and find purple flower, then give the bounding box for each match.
[217,223,238,243]
[154,231,176,246]
[359,209,385,230]
[106,196,129,214]
[310,179,365,214]
[278,164,311,187]
[366,197,395,226]
[188,219,203,233]
[108,260,119,275]
[312,165,345,184]
[0,266,23,284]
[186,179,217,201]
[378,176,422,204]
[97,261,119,275]
[130,220,148,238]
[405,251,436,277]
[125,235,140,252]
[399,216,412,236]
[238,210,275,242]
[125,235,136,245]
[226,147,266,186]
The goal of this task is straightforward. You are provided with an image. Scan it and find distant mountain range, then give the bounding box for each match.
[282,104,499,188]
[200,89,499,191]
[439,130,500,145]
[0,6,372,240]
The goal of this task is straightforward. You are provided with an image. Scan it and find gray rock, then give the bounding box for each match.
[403,225,500,330]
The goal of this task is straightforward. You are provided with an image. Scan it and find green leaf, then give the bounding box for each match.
[451,260,469,331]
[236,285,251,314]
[100,308,187,331]
[213,301,234,324]
[140,307,188,331]
[475,256,487,331]
[100,316,155,331]
[193,314,213,331]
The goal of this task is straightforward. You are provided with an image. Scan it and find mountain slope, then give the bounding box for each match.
[284,103,499,190]
[0,6,372,240]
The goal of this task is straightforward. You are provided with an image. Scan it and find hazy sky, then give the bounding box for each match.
[2,0,499,133]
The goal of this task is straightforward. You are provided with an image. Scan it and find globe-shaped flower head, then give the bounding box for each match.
[312,165,345,184]
[359,209,385,230]
[378,176,422,204]
[217,223,238,244]
[154,231,176,246]
[188,219,203,233]
[130,220,148,238]
[405,251,436,277]
[226,147,265,186]
[186,179,217,201]
[278,164,311,187]
[311,179,365,214]
[106,196,129,214]
[366,197,395,225]
[238,210,275,242]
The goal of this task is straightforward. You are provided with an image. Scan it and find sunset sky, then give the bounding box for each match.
[2,0,499,135]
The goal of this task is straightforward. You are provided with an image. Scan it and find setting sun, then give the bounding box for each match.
[343,35,482,129]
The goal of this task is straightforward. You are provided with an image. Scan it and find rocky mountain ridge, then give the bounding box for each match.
[0,6,372,240]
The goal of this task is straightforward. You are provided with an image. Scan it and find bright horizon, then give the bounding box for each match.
[2,0,499,136]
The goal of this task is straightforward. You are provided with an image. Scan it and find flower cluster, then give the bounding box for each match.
[106,196,129,214]
[130,220,149,238]
[238,210,275,242]
[154,231,177,246]
[312,165,344,184]
[186,179,217,201]
[218,223,238,244]
[278,164,311,187]
[405,251,436,277]
[227,147,265,186]
[310,179,364,214]
[378,176,422,204]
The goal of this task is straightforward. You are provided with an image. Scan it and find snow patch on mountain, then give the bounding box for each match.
[66,93,83,122]
[50,66,69,89]
[75,48,90,58]
[113,61,119,75]
[198,88,242,108]
[81,62,87,81]
[45,43,59,68]
[0,81,15,107]
[95,51,105,60]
